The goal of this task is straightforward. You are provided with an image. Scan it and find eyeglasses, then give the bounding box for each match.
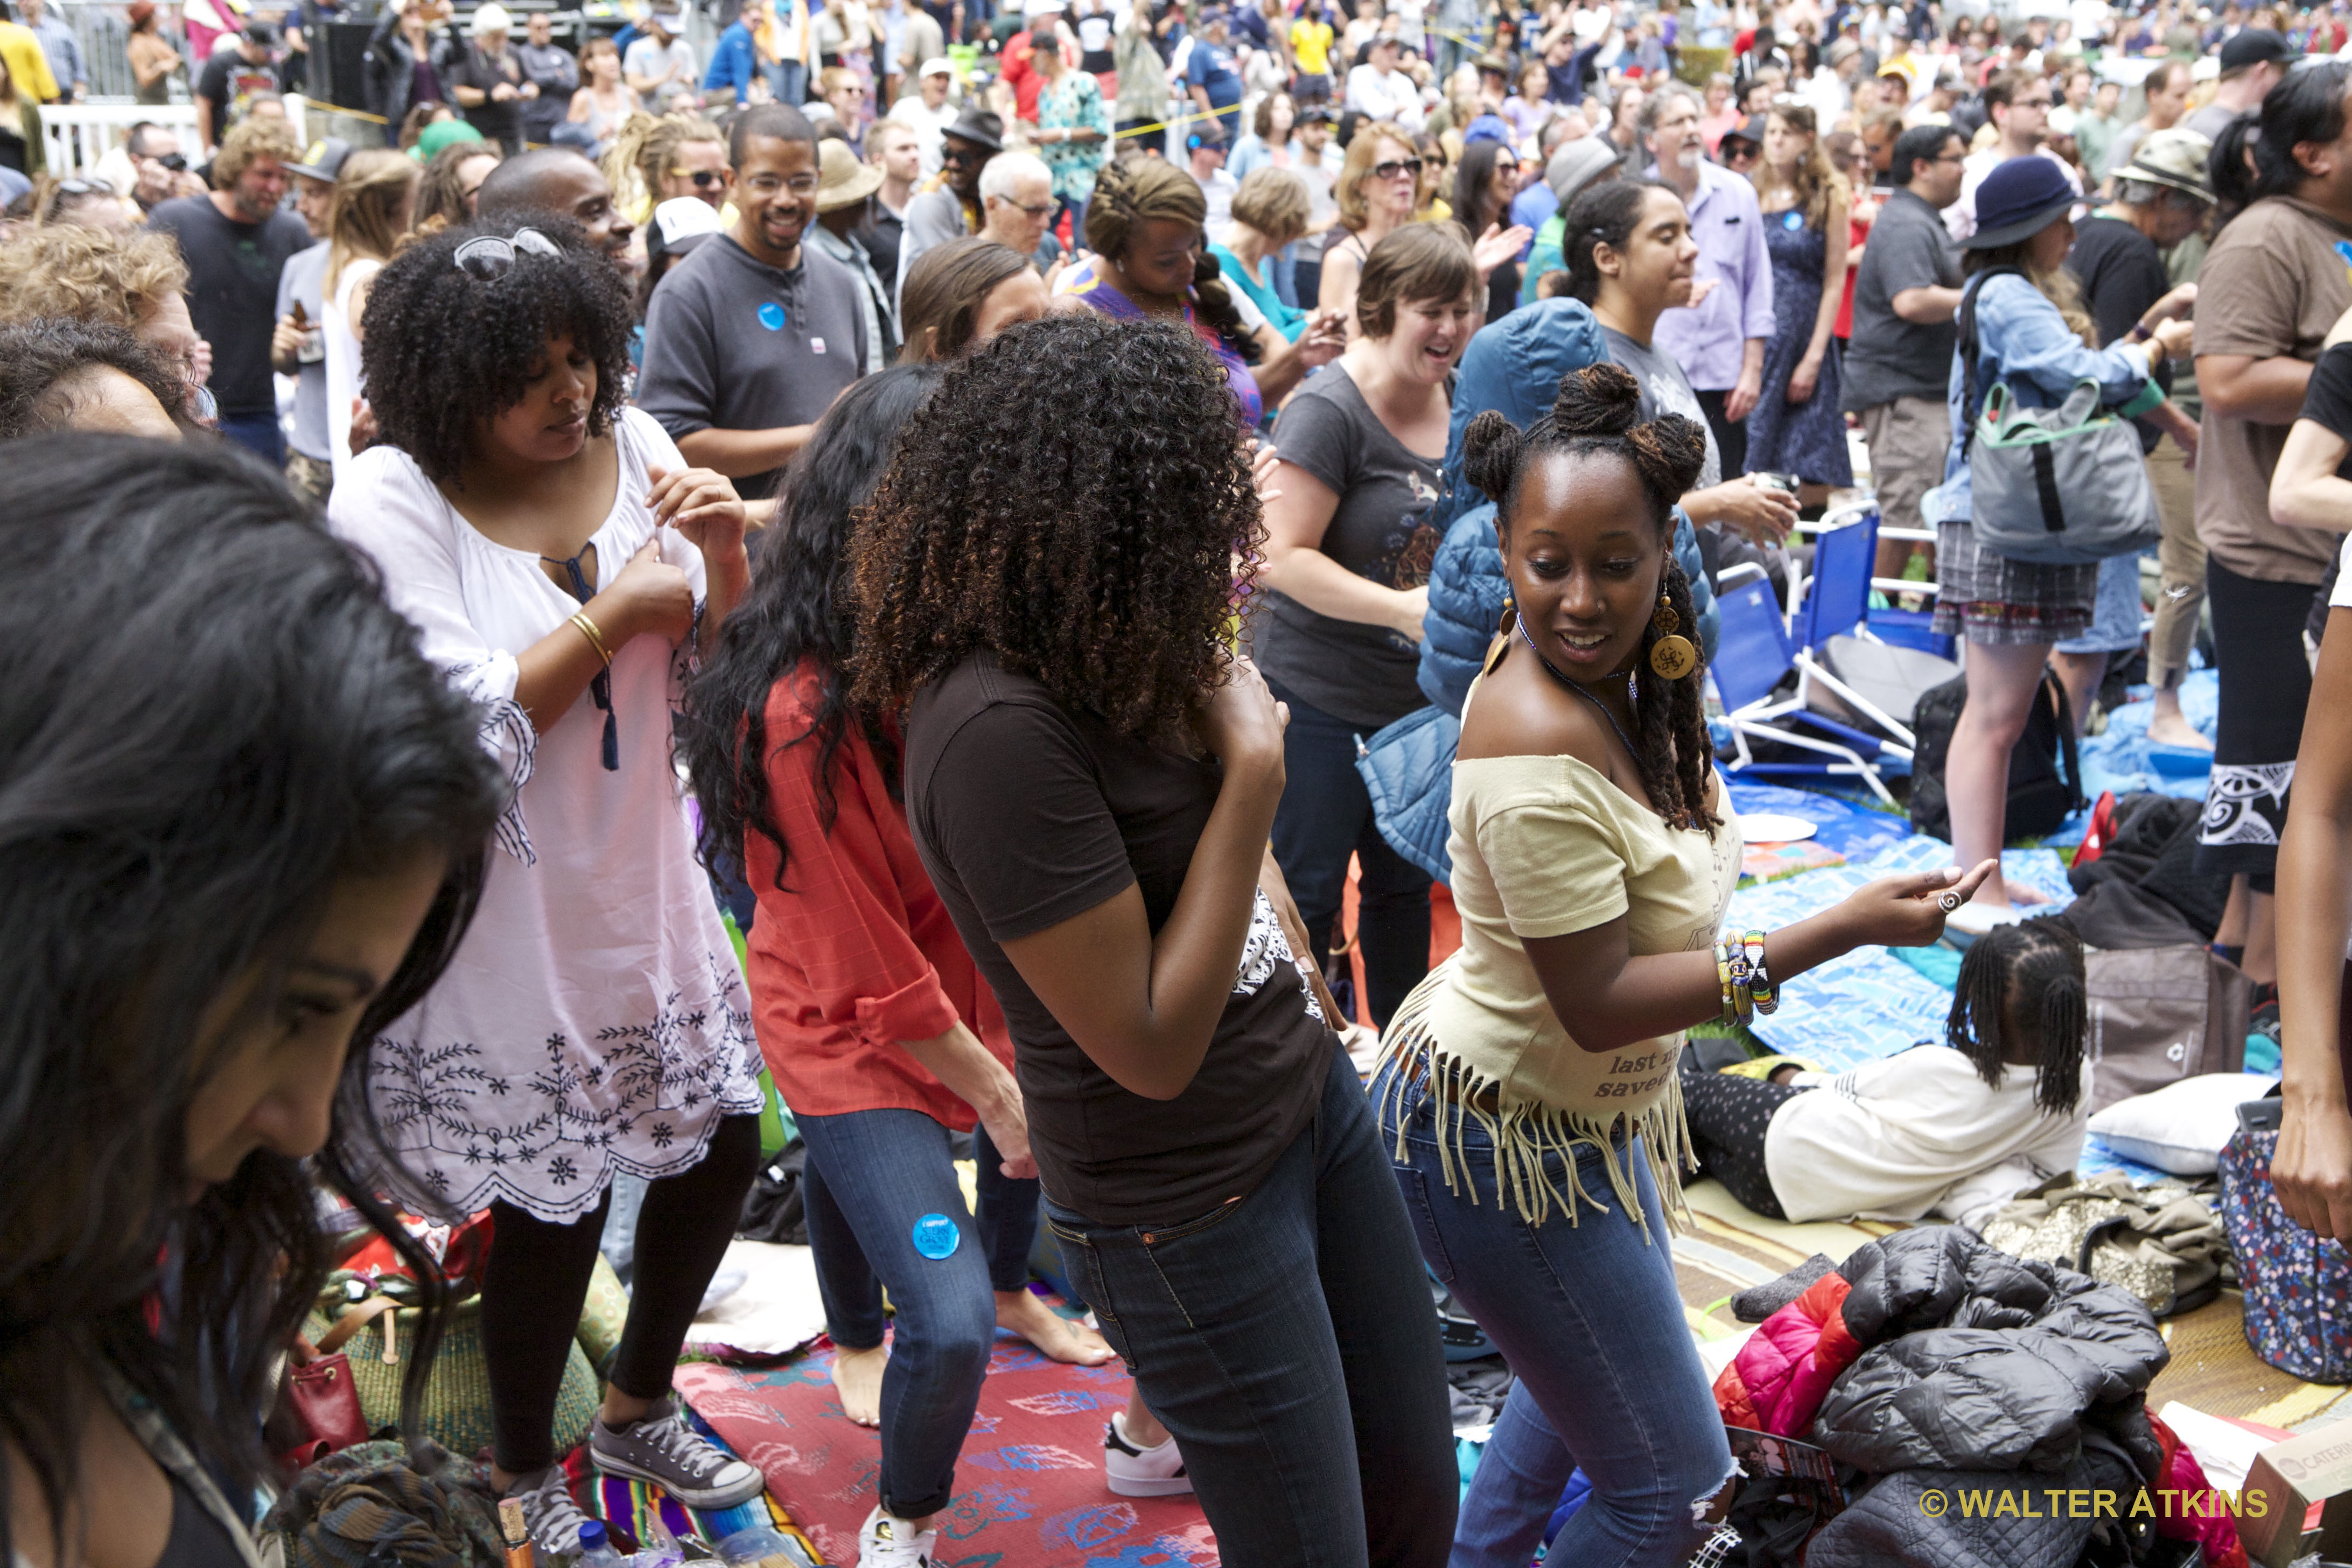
[1373,157,1425,180]
[673,168,726,187]
[453,226,561,281]
[54,177,114,197]
[744,172,823,196]
[995,195,1058,216]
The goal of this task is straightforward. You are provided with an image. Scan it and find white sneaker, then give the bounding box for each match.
[857,1506,937,1567]
[1103,1413,1192,1497]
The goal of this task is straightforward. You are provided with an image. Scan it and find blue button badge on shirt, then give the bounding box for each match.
[1783,209,1804,230]
[757,300,787,331]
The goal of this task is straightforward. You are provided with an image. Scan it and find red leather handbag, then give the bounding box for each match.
[282,1293,400,1460]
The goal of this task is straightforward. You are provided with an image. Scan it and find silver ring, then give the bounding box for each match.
[1938,891,1963,913]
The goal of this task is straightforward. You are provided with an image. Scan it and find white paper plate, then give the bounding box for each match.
[1738,813,1818,843]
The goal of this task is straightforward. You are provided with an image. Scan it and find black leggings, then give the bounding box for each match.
[481,1114,762,1473]
[1678,1057,1809,1222]
[2196,557,2324,891]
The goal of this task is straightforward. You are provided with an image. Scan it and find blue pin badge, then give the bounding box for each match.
[757,300,787,331]
[1782,209,1804,230]
[912,1213,961,1260]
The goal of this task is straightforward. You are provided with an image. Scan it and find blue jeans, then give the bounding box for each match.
[1266,678,1432,1026]
[1374,1061,1736,1568]
[218,410,286,468]
[769,58,808,107]
[795,1108,1040,1518]
[2053,548,2149,656]
[1044,1046,1457,1567]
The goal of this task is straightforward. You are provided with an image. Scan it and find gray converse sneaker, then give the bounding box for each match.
[501,1464,592,1558]
[588,1396,764,1509]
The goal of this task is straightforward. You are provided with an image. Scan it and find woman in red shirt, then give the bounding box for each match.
[682,363,1181,1568]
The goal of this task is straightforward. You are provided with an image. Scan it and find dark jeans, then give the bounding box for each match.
[480,1114,762,1474]
[218,410,286,469]
[1266,677,1432,1027]
[795,1108,1038,1518]
[1693,386,1747,480]
[1042,1046,1457,1567]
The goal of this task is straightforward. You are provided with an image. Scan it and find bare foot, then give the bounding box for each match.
[2147,711,2213,750]
[997,1289,1115,1366]
[831,1343,887,1427]
[2008,881,2052,907]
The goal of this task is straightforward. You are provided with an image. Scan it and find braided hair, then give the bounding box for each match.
[1461,362,1719,837]
[1948,916,2088,1116]
[1084,155,1262,363]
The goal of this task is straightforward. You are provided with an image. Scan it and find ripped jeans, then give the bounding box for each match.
[1372,1061,1735,1568]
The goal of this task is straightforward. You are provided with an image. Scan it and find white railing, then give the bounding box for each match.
[39,95,308,173]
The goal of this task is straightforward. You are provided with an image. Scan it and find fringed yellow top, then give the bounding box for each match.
[1380,747,1741,1237]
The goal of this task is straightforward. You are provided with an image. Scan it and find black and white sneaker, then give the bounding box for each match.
[501,1464,592,1557]
[1102,1412,1192,1497]
[588,1396,764,1509]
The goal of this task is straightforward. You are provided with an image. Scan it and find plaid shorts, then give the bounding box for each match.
[1928,519,2097,647]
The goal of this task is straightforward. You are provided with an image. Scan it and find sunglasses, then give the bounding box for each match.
[453,226,561,281]
[55,177,115,197]
[1373,157,1424,179]
[153,151,187,171]
[673,168,726,188]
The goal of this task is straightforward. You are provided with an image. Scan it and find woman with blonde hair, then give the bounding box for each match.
[1319,122,1520,330]
[1212,166,1311,341]
[604,111,730,224]
[1742,101,1853,503]
[0,222,208,418]
[324,150,421,478]
[895,236,1049,362]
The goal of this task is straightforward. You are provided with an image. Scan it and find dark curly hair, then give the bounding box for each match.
[848,313,1258,750]
[1949,915,2087,1116]
[681,365,944,890]
[1463,362,1719,835]
[0,316,186,439]
[357,214,635,486]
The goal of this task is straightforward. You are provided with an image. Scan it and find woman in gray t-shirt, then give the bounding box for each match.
[1560,179,1800,560]
[1254,223,1473,1027]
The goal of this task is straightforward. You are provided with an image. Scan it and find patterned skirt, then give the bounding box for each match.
[1928,519,2098,647]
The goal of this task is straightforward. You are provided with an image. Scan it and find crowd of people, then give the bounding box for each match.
[16,0,2352,1565]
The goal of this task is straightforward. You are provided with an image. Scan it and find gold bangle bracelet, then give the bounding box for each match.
[569,611,613,667]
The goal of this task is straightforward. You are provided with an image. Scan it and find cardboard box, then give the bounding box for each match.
[2242,1419,2352,1568]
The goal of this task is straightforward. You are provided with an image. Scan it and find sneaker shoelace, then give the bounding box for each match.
[512,1466,591,1555]
[628,1408,732,1481]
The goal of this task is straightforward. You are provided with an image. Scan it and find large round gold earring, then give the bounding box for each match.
[1648,589,1698,681]
[1499,594,1517,636]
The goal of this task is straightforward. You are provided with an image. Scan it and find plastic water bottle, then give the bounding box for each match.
[628,1517,684,1568]
[576,1522,627,1568]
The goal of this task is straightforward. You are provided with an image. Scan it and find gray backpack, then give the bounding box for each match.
[1958,271,2162,566]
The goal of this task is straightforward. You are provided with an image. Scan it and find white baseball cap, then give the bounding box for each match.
[918,54,952,75]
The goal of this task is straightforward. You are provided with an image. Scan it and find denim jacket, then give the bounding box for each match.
[1922,271,2163,526]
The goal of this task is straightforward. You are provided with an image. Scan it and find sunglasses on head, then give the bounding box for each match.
[55,177,115,197]
[453,226,561,281]
[1374,156,1424,179]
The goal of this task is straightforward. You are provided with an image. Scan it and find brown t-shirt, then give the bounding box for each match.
[2194,197,2352,585]
[904,653,1334,1227]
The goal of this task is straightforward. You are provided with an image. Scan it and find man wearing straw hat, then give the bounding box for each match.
[810,135,898,373]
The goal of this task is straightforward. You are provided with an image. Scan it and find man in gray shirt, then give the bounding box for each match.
[1844,123,1966,570]
[639,104,867,500]
[2182,27,2295,141]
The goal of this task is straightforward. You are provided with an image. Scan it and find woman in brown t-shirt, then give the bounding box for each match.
[855,311,1459,1567]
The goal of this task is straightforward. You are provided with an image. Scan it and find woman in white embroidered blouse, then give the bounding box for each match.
[327,217,767,1548]
[1371,364,1992,1568]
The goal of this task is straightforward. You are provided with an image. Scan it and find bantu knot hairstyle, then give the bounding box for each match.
[1948,915,2088,1117]
[1464,362,1718,836]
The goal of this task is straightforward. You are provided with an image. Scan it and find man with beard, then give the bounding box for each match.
[145,116,310,463]
[639,105,867,499]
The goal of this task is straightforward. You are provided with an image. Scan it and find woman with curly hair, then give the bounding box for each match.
[852,311,1458,1567]
[1256,222,1475,1028]
[605,111,729,224]
[682,364,1181,1566]
[1740,102,1853,505]
[1055,153,1346,422]
[0,433,503,1568]
[1371,364,1993,1568]
[0,223,211,421]
[327,215,768,1546]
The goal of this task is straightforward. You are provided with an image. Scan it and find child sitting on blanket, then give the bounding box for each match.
[1681,919,2094,1227]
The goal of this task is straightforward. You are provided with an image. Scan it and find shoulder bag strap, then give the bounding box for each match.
[1956,265,2027,460]
[314,1293,402,1361]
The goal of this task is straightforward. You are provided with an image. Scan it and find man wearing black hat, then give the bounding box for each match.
[893,105,1004,312]
[194,22,280,153]
[2185,27,2299,139]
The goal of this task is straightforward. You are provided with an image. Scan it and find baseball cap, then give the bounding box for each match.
[918,55,952,76]
[2218,26,2299,71]
[646,196,724,269]
[288,136,354,181]
[2119,126,2217,202]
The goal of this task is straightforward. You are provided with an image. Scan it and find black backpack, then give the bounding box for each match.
[1908,669,2084,843]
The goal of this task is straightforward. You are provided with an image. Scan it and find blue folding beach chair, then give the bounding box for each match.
[1711,507,1916,806]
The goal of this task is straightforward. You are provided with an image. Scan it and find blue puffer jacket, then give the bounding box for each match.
[1418,297,1719,718]
[1359,299,1720,883]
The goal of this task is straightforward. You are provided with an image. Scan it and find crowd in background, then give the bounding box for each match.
[18,0,2352,1565]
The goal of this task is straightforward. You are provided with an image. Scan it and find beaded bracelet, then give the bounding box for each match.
[1724,941,1754,1023]
[1713,939,1737,1022]
[1744,930,1776,1015]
